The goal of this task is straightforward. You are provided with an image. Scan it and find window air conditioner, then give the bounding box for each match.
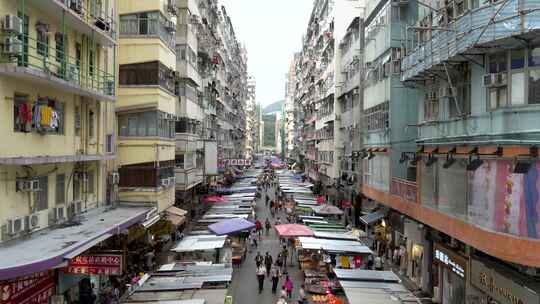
[3,14,22,33]
[161,178,170,187]
[27,213,40,230]
[3,36,22,55]
[7,218,24,235]
[111,172,120,184]
[483,73,497,87]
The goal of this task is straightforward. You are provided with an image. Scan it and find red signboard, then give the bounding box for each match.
[0,271,55,304]
[219,159,252,168]
[64,254,123,275]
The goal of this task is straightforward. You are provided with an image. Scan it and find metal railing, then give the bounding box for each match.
[1,33,115,97]
[402,0,540,81]
[390,177,418,203]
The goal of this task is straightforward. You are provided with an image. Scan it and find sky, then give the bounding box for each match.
[219,0,313,107]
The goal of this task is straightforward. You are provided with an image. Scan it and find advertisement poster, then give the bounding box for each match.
[0,271,55,304]
[63,254,123,275]
[468,160,540,238]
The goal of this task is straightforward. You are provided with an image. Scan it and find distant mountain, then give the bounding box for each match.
[263,100,284,114]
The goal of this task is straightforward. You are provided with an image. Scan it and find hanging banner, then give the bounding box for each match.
[63,254,123,275]
[0,271,55,304]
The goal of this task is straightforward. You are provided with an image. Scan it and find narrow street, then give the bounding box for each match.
[229,179,304,304]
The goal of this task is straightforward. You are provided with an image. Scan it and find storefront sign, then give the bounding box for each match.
[0,271,55,304]
[471,258,539,304]
[64,254,123,275]
[219,159,252,168]
[434,244,466,278]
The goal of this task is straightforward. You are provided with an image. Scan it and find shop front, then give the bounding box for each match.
[469,256,540,304]
[403,219,425,287]
[433,243,467,304]
[59,254,123,303]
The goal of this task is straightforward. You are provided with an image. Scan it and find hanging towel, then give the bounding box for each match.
[40,106,52,127]
[340,256,350,269]
[33,104,41,128]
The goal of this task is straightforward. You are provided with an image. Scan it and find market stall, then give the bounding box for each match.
[296,237,373,295]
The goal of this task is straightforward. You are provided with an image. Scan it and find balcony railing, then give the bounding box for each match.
[390,177,418,203]
[1,33,115,99]
[401,0,540,81]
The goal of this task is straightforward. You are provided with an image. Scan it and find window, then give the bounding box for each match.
[89,50,95,77]
[75,107,81,136]
[75,42,82,69]
[36,28,49,57]
[56,174,65,205]
[73,175,80,201]
[488,52,508,109]
[87,171,94,194]
[365,101,390,129]
[106,134,113,153]
[55,33,66,63]
[119,61,175,93]
[118,111,174,139]
[176,154,184,168]
[89,110,95,138]
[529,47,540,104]
[119,11,175,49]
[34,176,48,211]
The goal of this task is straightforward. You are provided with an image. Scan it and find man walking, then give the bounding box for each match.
[270,264,281,294]
[280,245,289,270]
[254,252,263,268]
[264,252,273,276]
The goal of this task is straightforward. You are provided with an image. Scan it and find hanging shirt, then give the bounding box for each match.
[50,111,59,129]
[354,256,363,268]
[341,256,350,269]
[40,106,52,126]
[33,105,41,128]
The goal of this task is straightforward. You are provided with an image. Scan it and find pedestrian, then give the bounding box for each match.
[297,284,306,304]
[250,231,258,249]
[264,252,273,276]
[277,297,288,304]
[281,245,289,269]
[256,265,266,294]
[271,264,281,294]
[255,219,263,237]
[255,252,263,268]
[265,195,269,207]
[280,286,288,299]
[265,218,271,236]
[374,255,383,271]
[284,275,293,298]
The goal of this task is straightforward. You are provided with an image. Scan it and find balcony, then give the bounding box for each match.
[28,0,116,46]
[176,133,202,152]
[0,34,115,101]
[390,177,418,203]
[401,0,540,81]
[175,168,203,191]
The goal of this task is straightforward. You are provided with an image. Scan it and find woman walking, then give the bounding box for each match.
[256,265,266,294]
[284,275,294,299]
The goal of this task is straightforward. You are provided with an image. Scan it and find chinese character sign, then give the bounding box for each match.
[0,271,55,304]
[64,254,123,275]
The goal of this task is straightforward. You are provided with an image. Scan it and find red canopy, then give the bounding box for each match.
[203,195,227,203]
[275,224,314,238]
[316,196,326,204]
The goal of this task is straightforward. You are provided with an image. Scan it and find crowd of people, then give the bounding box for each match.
[250,165,307,304]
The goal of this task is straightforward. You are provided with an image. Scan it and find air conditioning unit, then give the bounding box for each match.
[67,64,80,83]
[27,213,40,230]
[3,36,22,55]
[165,20,175,32]
[70,0,83,14]
[3,14,22,33]
[7,217,24,235]
[483,73,497,87]
[497,72,508,86]
[16,179,40,192]
[111,172,120,185]
[161,178,170,187]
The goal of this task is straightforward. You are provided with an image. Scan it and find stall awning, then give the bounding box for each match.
[171,235,227,252]
[167,206,188,217]
[208,218,255,235]
[359,210,386,226]
[333,269,400,283]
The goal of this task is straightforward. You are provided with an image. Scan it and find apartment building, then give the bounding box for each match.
[245,76,258,159]
[0,0,159,299]
[284,54,299,162]
[116,0,177,213]
[181,0,247,185]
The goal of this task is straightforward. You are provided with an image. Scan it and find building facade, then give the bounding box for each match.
[0,0,156,301]
[117,0,177,212]
[245,76,258,159]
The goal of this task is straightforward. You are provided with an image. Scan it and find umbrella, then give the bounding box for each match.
[313,204,344,215]
[203,195,227,203]
[275,224,314,238]
[208,218,255,235]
